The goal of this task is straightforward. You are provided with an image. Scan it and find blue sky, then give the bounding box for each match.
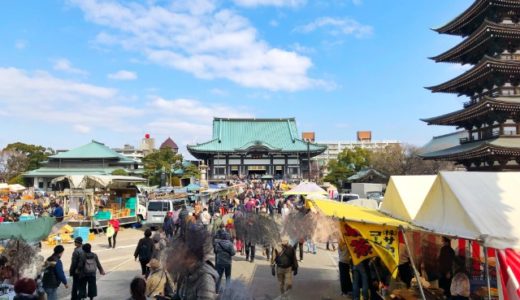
[1,0,473,157]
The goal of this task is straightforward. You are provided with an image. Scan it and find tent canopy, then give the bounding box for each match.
[379,175,436,221]
[414,172,520,250]
[309,198,417,229]
[185,183,201,192]
[284,181,327,196]
[52,175,146,189]
[8,184,26,192]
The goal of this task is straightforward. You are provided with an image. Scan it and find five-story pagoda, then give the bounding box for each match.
[421,0,520,170]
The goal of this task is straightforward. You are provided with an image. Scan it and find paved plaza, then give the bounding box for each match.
[40,228,344,300]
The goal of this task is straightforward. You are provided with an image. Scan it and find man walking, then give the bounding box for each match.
[70,237,84,300]
[134,229,155,277]
[42,245,68,300]
[272,239,298,299]
[214,229,236,292]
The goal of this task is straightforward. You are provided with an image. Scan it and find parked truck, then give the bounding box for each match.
[351,183,384,199]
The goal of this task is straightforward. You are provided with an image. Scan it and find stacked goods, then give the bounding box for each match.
[125,197,136,216]
[46,224,74,245]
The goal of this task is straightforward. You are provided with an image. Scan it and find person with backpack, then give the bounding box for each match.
[134,229,154,277]
[271,239,298,299]
[42,245,68,300]
[70,237,84,300]
[78,243,105,300]
[213,228,235,292]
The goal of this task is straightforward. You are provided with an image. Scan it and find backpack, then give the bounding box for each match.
[83,254,97,275]
[139,239,153,261]
[42,263,59,288]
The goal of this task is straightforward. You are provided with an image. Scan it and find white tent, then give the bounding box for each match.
[51,175,86,189]
[8,184,26,192]
[379,175,436,221]
[414,172,520,250]
[284,181,327,196]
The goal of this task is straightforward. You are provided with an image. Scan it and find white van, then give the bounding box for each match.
[146,198,189,227]
[337,193,361,203]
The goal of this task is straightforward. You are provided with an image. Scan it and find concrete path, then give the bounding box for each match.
[39,230,347,300]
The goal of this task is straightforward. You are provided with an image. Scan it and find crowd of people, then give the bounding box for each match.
[2,179,473,300]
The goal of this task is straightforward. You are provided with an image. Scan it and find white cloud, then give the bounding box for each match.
[70,0,325,91]
[210,88,228,96]
[290,43,315,54]
[73,124,91,134]
[0,66,255,149]
[52,58,89,75]
[296,17,373,38]
[148,97,253,144]
[108,70,138,80]
[269,20,279,27]
[352,0,362,5]
[232,0,305,7]
[150,98,252,121]
[15,40,27,50]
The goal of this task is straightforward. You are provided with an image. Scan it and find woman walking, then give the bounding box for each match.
[78,243,105,300]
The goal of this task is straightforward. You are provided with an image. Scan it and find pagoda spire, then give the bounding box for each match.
[421,0,520,171]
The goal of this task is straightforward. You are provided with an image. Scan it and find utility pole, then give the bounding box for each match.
[307,140,311,181]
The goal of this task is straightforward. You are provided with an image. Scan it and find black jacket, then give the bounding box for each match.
[134,237,155,261]
[214,238,236,266]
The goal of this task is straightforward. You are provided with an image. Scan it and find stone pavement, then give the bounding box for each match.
[40,229,347,300]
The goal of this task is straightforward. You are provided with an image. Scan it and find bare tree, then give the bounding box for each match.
[0,150,29,182]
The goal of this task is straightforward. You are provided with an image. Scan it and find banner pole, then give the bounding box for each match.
[399,226,426,300]
[484,246,492,300]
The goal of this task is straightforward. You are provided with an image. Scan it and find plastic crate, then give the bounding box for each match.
[94,211,112,220]
[73,227,90,243]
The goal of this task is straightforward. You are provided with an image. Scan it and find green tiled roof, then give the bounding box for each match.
[50,140,134,163]
[25,167,118,177]
[188,118,326,155]
[417,131,467,156]
[419,137,520,159]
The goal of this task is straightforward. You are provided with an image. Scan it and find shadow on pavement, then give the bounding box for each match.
[250,265,342,300]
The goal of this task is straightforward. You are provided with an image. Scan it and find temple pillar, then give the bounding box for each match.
[225,155,229,178]
[270,155,274,175]
[240,155,245,177]
[284,155,288,179]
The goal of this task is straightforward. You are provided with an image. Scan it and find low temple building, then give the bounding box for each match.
[187,118,326,180]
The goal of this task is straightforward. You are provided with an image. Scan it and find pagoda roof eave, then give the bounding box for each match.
[434,0,517,36]
[432,21,520,64]
[419,137,520,160]
[426,56,520,94]
[421,96,520,126]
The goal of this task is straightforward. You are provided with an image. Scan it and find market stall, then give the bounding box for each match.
[410,172,520,299]
[52,175,146,228]
[307,198,444,298]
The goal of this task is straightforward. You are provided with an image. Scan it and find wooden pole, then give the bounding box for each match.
[400,226,426,300]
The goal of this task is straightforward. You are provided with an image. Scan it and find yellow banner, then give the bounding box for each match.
[340,222,377,265]
[340,222,399,277]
